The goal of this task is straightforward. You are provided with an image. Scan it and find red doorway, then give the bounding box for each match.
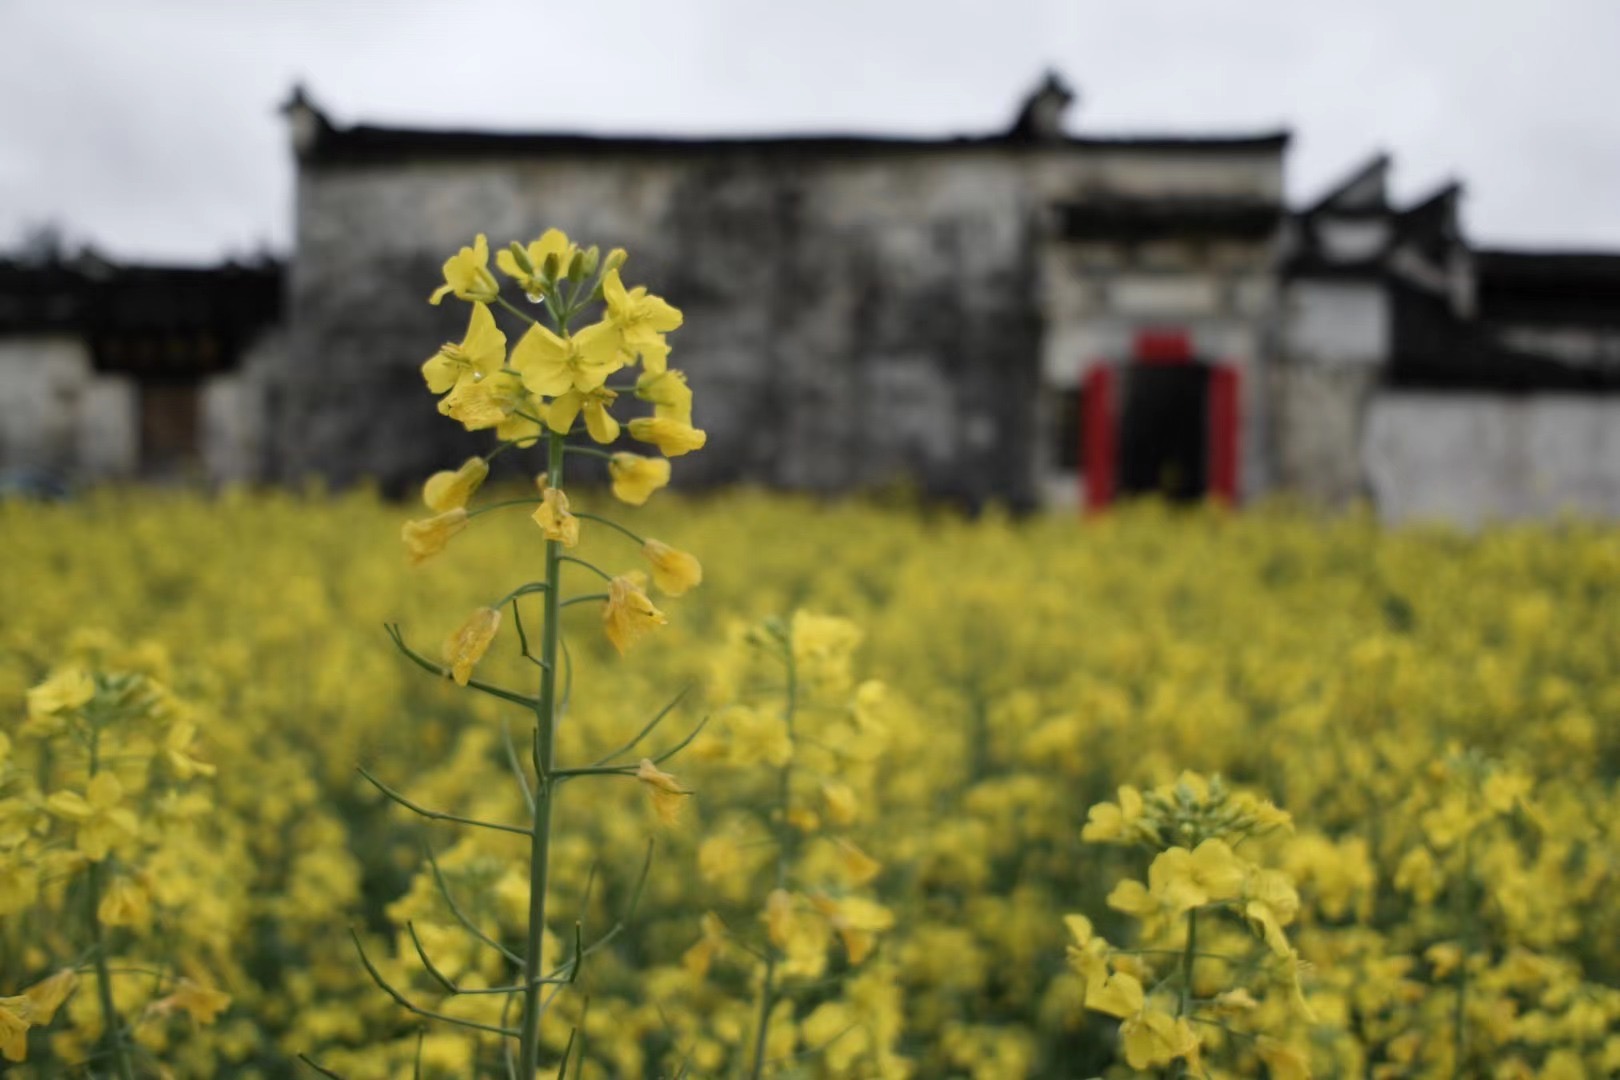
[1080,330,1240,510]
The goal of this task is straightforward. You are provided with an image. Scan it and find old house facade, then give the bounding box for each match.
[3,75,1617,521]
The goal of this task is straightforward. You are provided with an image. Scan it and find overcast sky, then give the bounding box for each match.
[4,0,1619,263]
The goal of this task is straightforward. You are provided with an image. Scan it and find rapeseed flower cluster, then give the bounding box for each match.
[2,645,233,1075]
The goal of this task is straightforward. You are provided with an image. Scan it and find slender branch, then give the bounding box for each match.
[298,1053,348,1078]
[541,840,655,982]
[386,624,540,709]
[495,295,542,326]
[561,444,615,461]
[405,921,464,995]
[555,1025,580,1080]
[559,637,575,715]
[560,594,610,609]
[350,929,520,1037]
[590,685,692,767]
[494,582,550,610]
[553,764,638,780]
[511,598,545,670]
[651,714,711,766]
[423,844,523,966]
[559,555,614,582]
[572,511,645,546]
[502,719,535,814]
[358,765,532,837]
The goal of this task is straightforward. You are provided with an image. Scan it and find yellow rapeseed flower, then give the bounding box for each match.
[547,386,620,444]
[496,228,579,300]
[608,453,671,506]
[428,234,499,304]
[437,369,527,431]
[510,319,623,397]
[602,574,667,655]
[401,508,469,565]
[603,268,682,369]
[151,979,232,1025]
[809,893,894,965]
[1149,839,1247,915]
[641,539,702,596]
[0,971,76,1063]
[421,302,506,395]
[531,484,580,548]
[422,457,489,513]
[627,416,707,457]
[443,607,502,687]
[682,911,728,978]
[26,667,94,725]
[635,368,693,424]
[635,758,690,825]
[163,721,216,779]
[1082,785,1146,843]
[44,772,138,861]
[97,874,152,928]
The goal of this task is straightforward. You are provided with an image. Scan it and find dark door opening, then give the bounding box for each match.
[139,380,200,476]
[1117,363,1209,501]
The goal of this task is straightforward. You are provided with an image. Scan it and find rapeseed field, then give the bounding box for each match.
[4,230,1619,1078]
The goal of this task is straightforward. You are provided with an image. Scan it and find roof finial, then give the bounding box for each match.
[1009,69,1076,142]
[280,82,332,159]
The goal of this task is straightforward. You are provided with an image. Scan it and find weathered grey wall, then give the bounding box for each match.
[0,334,137,479]
[1363,392,1620,524]
[283,149,1053,504]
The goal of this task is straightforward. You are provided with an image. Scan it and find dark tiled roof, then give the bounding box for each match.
[0,258,282,377]
[1058,199,1283,242]
[295,119,1290,165]
[1476,250,1620,327]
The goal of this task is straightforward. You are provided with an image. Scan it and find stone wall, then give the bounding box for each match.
[282,141,1284,505]
[1363,392,1620,524]
[283,149,1050,503]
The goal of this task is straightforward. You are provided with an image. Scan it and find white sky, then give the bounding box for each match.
[4,0,1619,263]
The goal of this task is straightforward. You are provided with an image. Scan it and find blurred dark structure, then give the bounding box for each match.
[2,74,1617,520]
[0,249,281,482]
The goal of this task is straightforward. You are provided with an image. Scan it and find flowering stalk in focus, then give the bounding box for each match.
[335,229,707,1077]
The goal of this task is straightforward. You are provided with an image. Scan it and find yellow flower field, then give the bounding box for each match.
[3,488,1618,1078]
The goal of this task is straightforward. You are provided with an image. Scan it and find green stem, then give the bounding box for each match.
[558,555,613,582]
[495,295,542,326]
[1453,830,1474,1078]
[85,735,135,1080]
[747,649,798,1080]
[562,445,616,462]
[518,430,566,1077]
[1172,907,1199,1079]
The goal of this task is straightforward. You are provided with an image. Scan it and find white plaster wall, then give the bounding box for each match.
[0,334,136,480]
[201,327,283,484]
[78,377,138,477]
[1284,281,1388,366]
[1495,324,1620,370]
[1316,219,1389,262]
[1363,393,1620,524]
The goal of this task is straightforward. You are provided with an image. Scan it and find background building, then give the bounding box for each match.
[3,74,1617,521]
